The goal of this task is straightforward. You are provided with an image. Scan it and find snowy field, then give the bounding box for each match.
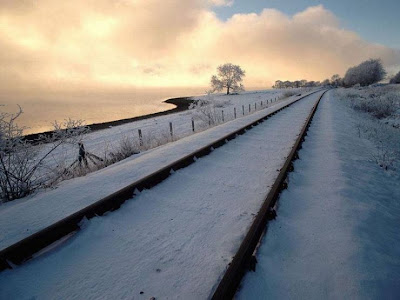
[237,89,400,299]
[0,91,323,299]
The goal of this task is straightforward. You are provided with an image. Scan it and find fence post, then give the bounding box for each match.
[169,122,173,139]
[261,101,263,107]
[192,119,195,132]
[222,110,224,122]
[234,107,237,119]
[138,129,143,146]
[249,104,251,113]
[242,105,245,115]
[255,103,257,110]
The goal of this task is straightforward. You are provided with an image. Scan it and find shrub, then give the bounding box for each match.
[283,91,297,98]
[189,94,223,126]
[390,71,400,84]
[343,59,386,87]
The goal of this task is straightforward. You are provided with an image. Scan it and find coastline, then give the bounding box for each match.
[23,96,195,142]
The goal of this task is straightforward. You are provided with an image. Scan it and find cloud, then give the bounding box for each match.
[0,1,399,91]
[182,5,400,86]
[208,0,234,7]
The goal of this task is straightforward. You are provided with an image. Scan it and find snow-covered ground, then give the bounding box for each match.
[335,84,400,128]
[334,85,400,170]
[0,90,316,252]
[0,91,323,299]
[237,90,400,299]
[34,89,295,172]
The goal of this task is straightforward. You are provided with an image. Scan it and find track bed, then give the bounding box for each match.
[0,91,324,299]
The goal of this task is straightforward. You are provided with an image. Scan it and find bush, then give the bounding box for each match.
[390,71,400,84]
[335,85,400,122]
[283,91,297,98]
[352,97,397,119]
[189,94,223,126]
[334,87,400,170]
[106,135,140,164]
[343,59,386,87]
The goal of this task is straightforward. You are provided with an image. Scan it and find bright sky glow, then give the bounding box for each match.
[0,0,399,91]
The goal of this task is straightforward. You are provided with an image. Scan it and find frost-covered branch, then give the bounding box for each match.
[0,107,90,202]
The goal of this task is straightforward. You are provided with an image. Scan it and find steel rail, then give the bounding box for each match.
[211,90,329,299]
[0,89,324,271]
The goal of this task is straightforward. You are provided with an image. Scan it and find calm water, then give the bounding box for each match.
[0,87,205,134]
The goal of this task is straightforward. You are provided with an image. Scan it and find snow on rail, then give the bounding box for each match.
[0,91,323,299]
[0,90,319,253]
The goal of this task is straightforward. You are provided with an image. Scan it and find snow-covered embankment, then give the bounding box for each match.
[237,90,400,299]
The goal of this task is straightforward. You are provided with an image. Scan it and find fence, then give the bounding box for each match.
[134,97,280,151]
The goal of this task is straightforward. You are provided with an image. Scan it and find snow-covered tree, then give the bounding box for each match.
[322,79,330,86]
[331,74,341,87]
[0,107,89,202]
[343,59,386,87]
[273,79,322,89]
[273,80,283,89]
[390,71,400,84]
[210,63,245,95]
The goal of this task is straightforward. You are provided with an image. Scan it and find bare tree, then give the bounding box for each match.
[343,59,386,87]
[210,63,245,95]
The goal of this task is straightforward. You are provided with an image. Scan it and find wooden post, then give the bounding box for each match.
[255,103,257,110]
[222,110,224,122]
[234,107,237,119]
[169,122,173,139]
[249,104,251,113]
[261,101,263,107]
[192,119,195,132]
[138,129,143,146]
[242,105,245,115]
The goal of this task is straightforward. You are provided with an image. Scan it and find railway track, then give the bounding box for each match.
[0,89,325,272]
[212,90,328,299]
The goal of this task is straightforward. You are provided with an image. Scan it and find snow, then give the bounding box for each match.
[32,89,294,173]
[0,90,318,252]
[0,91,323,299]
[237,90,400,299]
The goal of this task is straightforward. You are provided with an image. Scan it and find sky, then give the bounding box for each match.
[0,0,399,91]
[213,0,400,49]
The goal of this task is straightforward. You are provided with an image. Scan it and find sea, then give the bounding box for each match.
[0,87,206,135]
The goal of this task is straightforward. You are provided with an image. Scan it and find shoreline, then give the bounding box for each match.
[23,96,195,142]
